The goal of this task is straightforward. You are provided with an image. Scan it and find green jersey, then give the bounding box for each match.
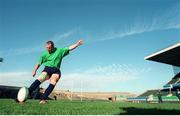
[38,47,70,68]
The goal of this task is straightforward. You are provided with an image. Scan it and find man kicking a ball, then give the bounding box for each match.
[28,40,83,104]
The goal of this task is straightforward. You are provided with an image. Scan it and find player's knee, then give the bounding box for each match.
[50,80,56,85]
[50,78,59,85]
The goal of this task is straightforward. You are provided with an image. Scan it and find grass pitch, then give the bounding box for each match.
[1,99,180,115]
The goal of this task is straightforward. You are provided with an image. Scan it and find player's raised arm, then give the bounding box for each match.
[69,40,83,51]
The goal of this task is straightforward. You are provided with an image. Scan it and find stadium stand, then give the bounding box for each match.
[0,85,42,99]
[0,85,20,99]
[163,72,180,91]
[128,43,180,103]
[166,72,180,85]
[138,90,159,97]
[128,90,179,103]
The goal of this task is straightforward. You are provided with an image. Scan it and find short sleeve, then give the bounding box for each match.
[61,47,70,57]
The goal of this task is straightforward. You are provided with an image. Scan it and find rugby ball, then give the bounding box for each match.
[17,87,29,102]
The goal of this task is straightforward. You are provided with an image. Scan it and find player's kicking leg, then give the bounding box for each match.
[28,72,49,98]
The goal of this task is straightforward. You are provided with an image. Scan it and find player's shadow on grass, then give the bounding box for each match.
[119,107,180,115]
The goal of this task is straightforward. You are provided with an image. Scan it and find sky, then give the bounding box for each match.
[0,0,180,94]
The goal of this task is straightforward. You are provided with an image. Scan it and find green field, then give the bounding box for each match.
[1,99,180,115]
